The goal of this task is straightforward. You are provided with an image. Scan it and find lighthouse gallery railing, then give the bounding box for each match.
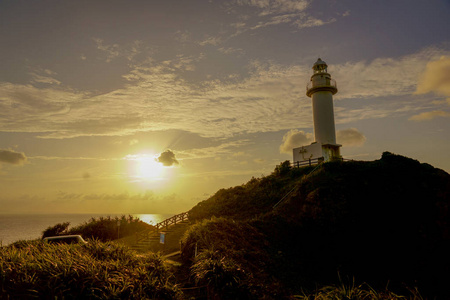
[306,78,337,91]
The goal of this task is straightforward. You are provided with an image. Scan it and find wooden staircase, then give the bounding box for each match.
[129,212,190,253]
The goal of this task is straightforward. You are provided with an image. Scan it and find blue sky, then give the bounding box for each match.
[0,0,449,214]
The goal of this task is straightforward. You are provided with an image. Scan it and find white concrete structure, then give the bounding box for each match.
[293,58,341,165]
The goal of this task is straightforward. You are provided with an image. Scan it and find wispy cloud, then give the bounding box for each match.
[177,140,252,160]
[333,49,450,100]
[49,190,189,213]
[30,68,61,86]
[408,110,450,121]
[234,0,309,16]
[202,0,336,44]
[1,47,449,140]
[93,38,120,62]
[93,38,145,62]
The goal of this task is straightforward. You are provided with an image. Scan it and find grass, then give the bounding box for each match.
[294,280,425,300]
[0,239,181,299]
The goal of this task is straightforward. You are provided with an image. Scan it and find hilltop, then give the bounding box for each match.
[2,152,449,299]
[182,152,450,298]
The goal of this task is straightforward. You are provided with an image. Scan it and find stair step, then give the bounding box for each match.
[128,212,189,250]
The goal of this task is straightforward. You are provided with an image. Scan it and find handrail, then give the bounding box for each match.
[135,212,189,243]
[291,157,323,168]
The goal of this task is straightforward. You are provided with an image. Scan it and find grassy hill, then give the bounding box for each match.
[2,152,449,299]
[183,152,450,299]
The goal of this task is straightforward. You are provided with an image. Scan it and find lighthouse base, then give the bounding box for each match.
[293,142,341,166]
[321,143,342,162]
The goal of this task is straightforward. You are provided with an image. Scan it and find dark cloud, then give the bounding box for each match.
[0,149,27,165]
[157,150,179,166]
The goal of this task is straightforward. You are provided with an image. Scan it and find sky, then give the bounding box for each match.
[1,0,450,214]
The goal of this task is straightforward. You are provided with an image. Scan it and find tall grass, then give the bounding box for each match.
[0,239,181,299]
[295,281,425,300]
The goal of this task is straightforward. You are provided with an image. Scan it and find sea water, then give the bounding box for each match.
[0,213,172,246]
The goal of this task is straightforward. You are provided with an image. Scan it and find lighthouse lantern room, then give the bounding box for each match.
[293,58,341,165]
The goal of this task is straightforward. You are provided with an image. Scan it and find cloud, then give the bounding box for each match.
[218,47,245,56]
[336,128,366,147]
[332,49,446,100]
[225,0,335,37]
[408,110,450,121]
[199,36,222,46]
[293,16,336,29]
[416,56,450,97]
[45,190,192,214]
[0,149,28,165]
[235,0,309,15]
[157,150,179,166]
[93,38,120,63]
[279,129,313,154]
[30,72,61,86]
[177,139,251,160]
[1,48,449,140]
[93,38,144,62]
[129,139,139,145]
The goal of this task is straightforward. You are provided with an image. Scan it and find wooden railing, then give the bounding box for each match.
[291,157,353,168]
[291,157,324,168]
[155,212,189,232]
[135,212,189,243]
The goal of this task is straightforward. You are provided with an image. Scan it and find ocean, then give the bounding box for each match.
[0,213,173,246]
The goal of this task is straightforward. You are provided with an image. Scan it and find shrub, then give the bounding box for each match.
[41,215,152,242]
[181,217,285,299]
[42,222,70,238]
[191,249,249,299]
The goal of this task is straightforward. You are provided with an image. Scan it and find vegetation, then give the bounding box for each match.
[0,239,180,299]
[294,277,425,300]
[184,152,450,299]
[42,215,152,242]
[182,217,283,298]
[2,152,449,299]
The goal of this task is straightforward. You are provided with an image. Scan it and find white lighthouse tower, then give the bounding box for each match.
[293,58,341,165]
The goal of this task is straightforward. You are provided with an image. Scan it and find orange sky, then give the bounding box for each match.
[0,0,449,214]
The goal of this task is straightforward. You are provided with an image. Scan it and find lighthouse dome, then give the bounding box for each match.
[313,58,328,73]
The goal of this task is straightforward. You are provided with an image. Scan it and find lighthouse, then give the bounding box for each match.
[293,58,341,165]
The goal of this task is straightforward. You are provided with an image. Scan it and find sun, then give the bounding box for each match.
[137,156,164,180]
[126,154,165,180]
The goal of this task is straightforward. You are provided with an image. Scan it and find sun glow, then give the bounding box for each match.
[126,154,166,181]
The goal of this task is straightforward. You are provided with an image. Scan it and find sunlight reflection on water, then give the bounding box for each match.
[134,214,173,226]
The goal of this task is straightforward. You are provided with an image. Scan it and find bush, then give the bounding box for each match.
[42,222,70,238]
[42,215,152,242]
[181,217,285,299]
[191,249,249,299]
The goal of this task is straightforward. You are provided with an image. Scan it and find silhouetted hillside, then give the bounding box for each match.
[185,152,450,298]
